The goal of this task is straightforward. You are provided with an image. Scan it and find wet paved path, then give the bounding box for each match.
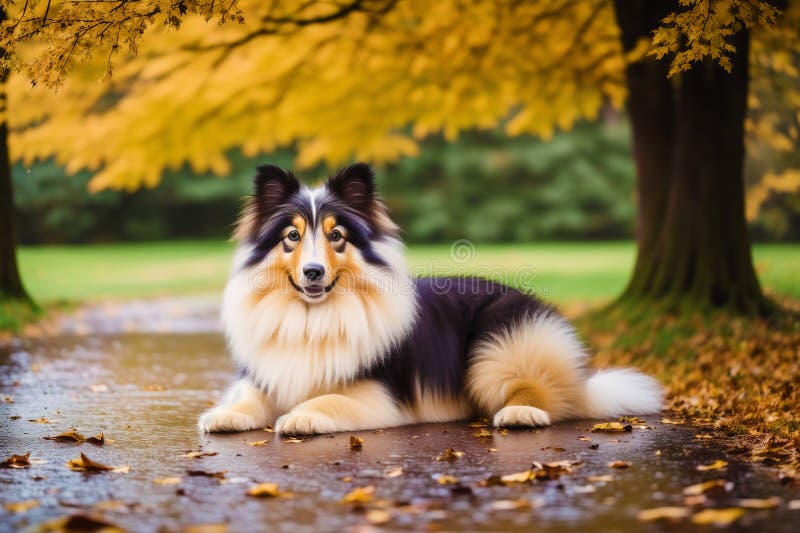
[1,298,799,532]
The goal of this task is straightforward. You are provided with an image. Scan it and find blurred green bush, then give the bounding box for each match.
[381,122,635,241]
[14,152,292,244]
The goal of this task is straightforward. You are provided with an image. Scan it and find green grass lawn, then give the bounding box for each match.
[15,240,800,306]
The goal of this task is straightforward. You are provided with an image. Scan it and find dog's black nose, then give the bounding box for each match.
[303,263,325,282]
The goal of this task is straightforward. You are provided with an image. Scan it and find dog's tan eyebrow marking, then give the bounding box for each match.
[323,216,337,235]
[292,215,306,235]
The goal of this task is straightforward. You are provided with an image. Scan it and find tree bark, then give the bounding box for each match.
[613,1,769,314]
[0,6,31,302]
[614,1,674,299]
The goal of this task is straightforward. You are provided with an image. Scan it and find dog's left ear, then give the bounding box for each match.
[327,162,376,214]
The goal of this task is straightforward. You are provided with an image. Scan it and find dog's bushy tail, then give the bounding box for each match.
[581,368,663,419]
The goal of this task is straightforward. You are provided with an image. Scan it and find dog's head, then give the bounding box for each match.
[237,162,400,304]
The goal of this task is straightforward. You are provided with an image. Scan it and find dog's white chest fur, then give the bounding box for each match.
[222,241,416,410]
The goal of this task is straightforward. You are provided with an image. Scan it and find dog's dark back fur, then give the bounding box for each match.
[360,277,554,403]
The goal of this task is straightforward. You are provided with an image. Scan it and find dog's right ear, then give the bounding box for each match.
[253,164,300,220]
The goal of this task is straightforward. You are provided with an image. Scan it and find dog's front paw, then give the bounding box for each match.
[275,410,339,436]
[199,407,262,433]
[493,406,551,428]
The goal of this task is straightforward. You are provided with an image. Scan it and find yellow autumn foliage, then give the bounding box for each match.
[2,0,800,216]
[746,2,800,219]
[747,169,800,220]
[650,0,780,76]
[6,1,626,191]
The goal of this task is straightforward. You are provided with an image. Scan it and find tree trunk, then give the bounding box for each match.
[613,0,769,314]
[0,5,30,302]
[613,1,674,298]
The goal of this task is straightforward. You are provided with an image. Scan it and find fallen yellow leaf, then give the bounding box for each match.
[183,525,229,533]
[86,433,105,445]
[1,452,31,469]
[4,500,40,513]
[341,486,375,504]
[587,474,614,483]
[500,471,534,483]
[637,507,690,522]
[435,448,464,461]
[683,479,732,496]
[28,418,56,424]
[608,460,631,469]
[365,509,392,525]
[154,477,182,485]
[247,483,281,497]
[737,497,781,509]
[691,508,745,526]
[66,453,114,472]
[44,430,86,443]
[591,422,632,433]
[490,499,532,511]
[544,460,578,472]
[247,440,269,447]
[696,459,727,471]
[437,475,458,485]
[385,467,403,478]
[182,451,218,459]
[349,436,364,450]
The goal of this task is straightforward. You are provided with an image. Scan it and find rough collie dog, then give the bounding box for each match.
[199,163,662,435]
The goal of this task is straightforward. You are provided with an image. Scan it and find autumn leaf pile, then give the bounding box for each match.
[579,300,800,481]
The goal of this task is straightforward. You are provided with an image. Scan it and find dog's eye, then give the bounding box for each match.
[329,229,343,243]
[287,230,301,242]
